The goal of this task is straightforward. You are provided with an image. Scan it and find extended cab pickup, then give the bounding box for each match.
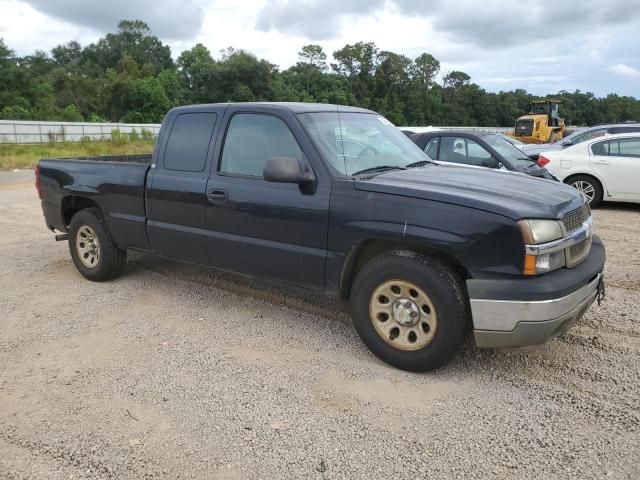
[37,103,606,371]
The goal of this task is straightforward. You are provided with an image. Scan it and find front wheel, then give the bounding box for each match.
[68,208,126,281]
[350,253,469,372]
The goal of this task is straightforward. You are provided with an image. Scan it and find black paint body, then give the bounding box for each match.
[38,103,599,301]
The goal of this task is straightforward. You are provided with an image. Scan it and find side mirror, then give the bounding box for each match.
[560,139,572,146]
[482,157,500,169]
[263,157,315,184]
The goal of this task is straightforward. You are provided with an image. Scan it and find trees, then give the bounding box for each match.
[0,23,638,126]
[82,20,173,75]
[297,44,327,93]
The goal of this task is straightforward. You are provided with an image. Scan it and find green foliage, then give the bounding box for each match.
[0,139,154,170]
[128,129,140,141]
[1,105,31,120]
[1,25,639,127]
[89,112,106,122]
[110,128,127,145]
[140,128,154,141]
[61,104,84,121]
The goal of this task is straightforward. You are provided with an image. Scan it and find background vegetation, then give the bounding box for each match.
[0,136,154,170]
[1,20,639,127]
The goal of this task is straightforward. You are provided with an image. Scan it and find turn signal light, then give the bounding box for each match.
[524,255,537,275]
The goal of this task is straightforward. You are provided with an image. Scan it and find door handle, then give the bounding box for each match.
[593,160,609,165]
[207,189,227,202]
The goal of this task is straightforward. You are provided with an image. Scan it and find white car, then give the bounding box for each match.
[538,133,640,207]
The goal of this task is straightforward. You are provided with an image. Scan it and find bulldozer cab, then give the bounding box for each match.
[527,100,561,127]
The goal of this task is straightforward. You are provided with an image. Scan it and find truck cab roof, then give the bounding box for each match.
[168,102,375,115]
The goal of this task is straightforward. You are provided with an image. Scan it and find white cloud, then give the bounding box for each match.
[608,63,640,78]
[1,0,639,97]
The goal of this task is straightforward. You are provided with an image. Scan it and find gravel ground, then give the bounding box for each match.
[1,173,639,479]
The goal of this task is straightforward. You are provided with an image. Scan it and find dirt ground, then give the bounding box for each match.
[1,172,639,479]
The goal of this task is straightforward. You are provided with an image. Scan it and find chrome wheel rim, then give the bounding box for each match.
[369,280,437,351]
[571,180,595,202]
[76,225,100,269]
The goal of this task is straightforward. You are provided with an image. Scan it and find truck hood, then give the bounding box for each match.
[354,164,584,220]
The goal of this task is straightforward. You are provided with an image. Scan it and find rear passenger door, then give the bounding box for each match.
[203,108,331,290]
[146,109,222,264]
[591,138,640,198]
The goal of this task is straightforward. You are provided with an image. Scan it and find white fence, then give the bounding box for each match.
[0,120,524,144]
[0,120,162,144]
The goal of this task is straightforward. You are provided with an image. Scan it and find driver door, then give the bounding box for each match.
[203,110,330,290]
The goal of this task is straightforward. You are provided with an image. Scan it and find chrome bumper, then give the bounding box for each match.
[472,273,602,348]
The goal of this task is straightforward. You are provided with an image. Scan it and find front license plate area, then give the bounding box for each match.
[597,276,606,306]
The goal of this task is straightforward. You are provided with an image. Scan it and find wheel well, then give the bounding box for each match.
[61,196,100,228]
[563,173,602,190]
[339,239,470,301]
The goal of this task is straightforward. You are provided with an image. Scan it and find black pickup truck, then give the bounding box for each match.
[37,103,605,371]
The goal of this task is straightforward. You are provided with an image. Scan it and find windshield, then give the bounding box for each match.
[298,111,429,176]
[484,134,537,168]
[570,128,607,145]
[498,133,524,146]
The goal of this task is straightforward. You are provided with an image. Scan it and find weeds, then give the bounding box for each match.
[0,139,155,170]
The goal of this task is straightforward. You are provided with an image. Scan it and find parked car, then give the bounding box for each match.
[523,123,640,161]
[400,129,416,137]
[36,102,605,372]
[411,130,556,179]
[496,133,526,149]
[539,133,640,207]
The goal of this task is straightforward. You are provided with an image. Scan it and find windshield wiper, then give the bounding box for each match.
[351,165,407,176]
[404,159,437,168]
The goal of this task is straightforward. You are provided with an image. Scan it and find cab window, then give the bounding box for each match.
[439,137,491,166]
[424,137,440,158]
[164,113,217,172]
[220,114,303,177]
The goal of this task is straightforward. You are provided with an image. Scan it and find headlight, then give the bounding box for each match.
[518,219,563,244]
[518,219,565,275]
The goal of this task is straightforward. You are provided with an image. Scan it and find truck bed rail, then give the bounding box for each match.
[41,154,152,164]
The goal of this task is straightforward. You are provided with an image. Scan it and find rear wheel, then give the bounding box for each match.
[350,253,469,372]
[566,175,603,208]
[69,208,126,281]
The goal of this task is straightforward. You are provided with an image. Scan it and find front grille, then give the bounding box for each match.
[567,237,592,267]
[562,203,590,233]
[515,119,533,137]
[562,203,592,267]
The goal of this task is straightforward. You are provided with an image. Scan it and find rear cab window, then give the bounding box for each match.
[164,113,217,172]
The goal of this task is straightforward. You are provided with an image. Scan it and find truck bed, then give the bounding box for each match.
[38,155,152,251]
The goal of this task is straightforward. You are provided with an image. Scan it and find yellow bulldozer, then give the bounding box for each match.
[507,100,565,144]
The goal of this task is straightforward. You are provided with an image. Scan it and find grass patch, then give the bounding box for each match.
[0,139,156,170]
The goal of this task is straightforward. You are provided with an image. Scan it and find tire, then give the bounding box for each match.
[68,208,126,281]
[350,252,469,372]
[549,131,562,143]
[566,175,603,208]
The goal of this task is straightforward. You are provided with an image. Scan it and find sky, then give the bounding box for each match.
[1,0,639,98]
